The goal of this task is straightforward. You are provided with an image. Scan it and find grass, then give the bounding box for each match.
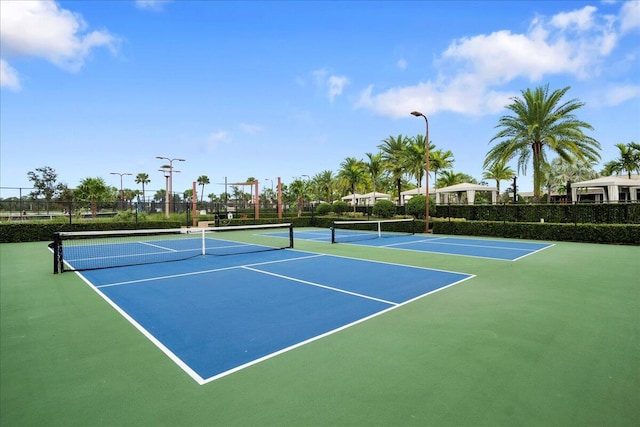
[1,233,639,426]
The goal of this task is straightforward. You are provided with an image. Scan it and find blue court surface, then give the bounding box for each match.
[291,228,553,261]
[77,248,473,384]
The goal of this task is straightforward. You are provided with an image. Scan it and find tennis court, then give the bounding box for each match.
[2,226,638,426]
[292,224,553,261]
[65,231,473,384]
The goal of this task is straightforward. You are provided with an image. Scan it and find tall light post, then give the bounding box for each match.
[110,172,132,203]
[265,178,274,208]
[265,178,274,192]
[156,156,185,215]
[159,168,171,218]
[411,111,430,233]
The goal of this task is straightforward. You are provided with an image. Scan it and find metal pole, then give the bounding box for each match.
[411,111,430,233]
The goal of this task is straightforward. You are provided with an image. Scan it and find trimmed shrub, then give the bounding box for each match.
[332,201,348,215]
[315,202,332,215]
[372,200,396,218]
[405,195,436,219]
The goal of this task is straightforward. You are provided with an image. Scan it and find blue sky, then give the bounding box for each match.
[1,0,639,199]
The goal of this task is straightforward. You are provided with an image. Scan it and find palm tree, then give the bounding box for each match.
[484,85,600,201]
[154,189,166,203]
[75,177,114,218]
[313,170,335,203]
[482,160,515,195]
[288,179,306,217]
[546,157,597,201]
[604,142,640,178]
[379,134,410,203]
[197,175,210,202]
[403,135,430,189]
[436,170,465,188]
[436,171,466,204]
[429,148,455,190]
[135,173,150,203]
[337,157,366,212]
[364,152,384,197]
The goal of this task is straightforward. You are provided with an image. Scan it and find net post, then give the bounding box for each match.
[52,232,64,274]
[330,221,336,244]
[201,228,206,255]
[377,221,382,238]
[52,233,60,274]
[289,223,294,248]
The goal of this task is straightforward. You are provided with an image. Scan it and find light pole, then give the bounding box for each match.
[411,111,430,233]
[156,156,185,215]
[110,172,132,203]
[265,178,274,192]
[159,168,171,218]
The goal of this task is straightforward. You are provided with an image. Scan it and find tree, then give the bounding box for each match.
[313,170,335,203]
[364,152,384,196]
[27,166,64,213]
[197,175,210,202]
[548,157,597,200]
[602,142,640,178]
[404,135,430,188]
[287,179,306,217]
[482,160,515,195]
[484,85,600,201]
[429,149,455,190]
[337,157,366,212]
[379,134,410,203]
[135,173,150,203]
[154,189,166,203]
[75,177,114,218]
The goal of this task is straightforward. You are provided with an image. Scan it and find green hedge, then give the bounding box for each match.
[3,217,639,245]
[0,222,183,243]
[433,220,640,245]
[434,203,640,224]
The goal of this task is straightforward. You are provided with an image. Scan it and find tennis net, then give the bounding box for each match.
[331,218,416,243]
[52,223,294,273]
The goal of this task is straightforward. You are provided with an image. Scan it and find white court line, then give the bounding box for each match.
[139,241,178,252]
[512,243,555,261]
[96,253,326,288]
[383,239,537,252]
[78,248,476,386]
[73,270,207,385]
[199,273,476,385]
[241,266,399,306]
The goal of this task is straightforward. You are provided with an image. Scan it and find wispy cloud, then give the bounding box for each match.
[0,59,20,91]
[239,122,264,135]
[313,67,349,102]
[205,131,231,152]
[0,0,118,89]
[356,3,638,117]
[135,0,172,12]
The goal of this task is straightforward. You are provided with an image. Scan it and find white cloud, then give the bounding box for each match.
[0,0,118,88]
[327,75,349,102]
[239,123,264,135]
[135,0,172,12]
[620,0,640,33]
[312,68,349,101]
[396,58,408,70]
[356,4,635,118]
[550,5,598,31]
[594,84,640,106]
[205,131,231,152]
[0,59,20,91]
